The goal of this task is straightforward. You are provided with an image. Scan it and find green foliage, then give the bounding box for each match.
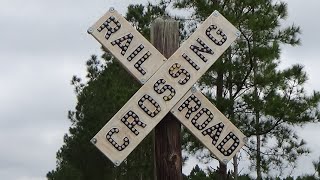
[48,56,145,180]
[47,3,167,180]
[165,0,320,178]
[126,3,168,40]
[296,175,318,180]
[184,165,253,180]
[47,163,83,180]
[312,157,320,179]
[188,165,209,180]
[184,165,320,179]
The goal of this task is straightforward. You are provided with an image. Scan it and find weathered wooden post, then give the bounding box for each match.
[151,18,183,180]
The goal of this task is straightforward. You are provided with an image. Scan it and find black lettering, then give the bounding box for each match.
[97,16,121,40]
[206,25,227,46]
[105,128,129,151]
[134,51,151,75]
[138,94,161,117]
[191,108,214,130]
[111,33,134,55]
[168,63,191,85]
[182,53,200,71]
[153,79,176,101]
[216,132,240,156]
[202,122,224,145]
[190,38,214,62]
[121,110,146,135]
[178,94,201,119]
[127,44,144,61]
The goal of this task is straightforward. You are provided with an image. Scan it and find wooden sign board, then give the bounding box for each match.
[91,10,239,165]
[171,88,246,162]
[88,8,166,83]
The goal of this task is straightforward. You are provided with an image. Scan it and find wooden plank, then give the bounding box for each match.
[151,18,183,180]
[88,8,166,83]
[91,10,239,165]
[171,88,246,163]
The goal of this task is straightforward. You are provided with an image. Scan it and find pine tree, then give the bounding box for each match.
[164,0,320,179]
[188,165,209,180]
[312,157,320,179]
[47,3,167,179]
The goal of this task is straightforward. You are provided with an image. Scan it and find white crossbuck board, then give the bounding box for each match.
[171,88,246,162]
[88,8,165,83]
[88,8,245,166]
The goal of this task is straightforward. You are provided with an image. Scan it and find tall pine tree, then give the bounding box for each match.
[47,3,167,180]
[165,0,320,179]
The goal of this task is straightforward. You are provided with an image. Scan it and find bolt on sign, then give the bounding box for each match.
[88,7,246,166]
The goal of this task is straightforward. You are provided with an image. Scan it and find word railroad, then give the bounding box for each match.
[88,7,246,166]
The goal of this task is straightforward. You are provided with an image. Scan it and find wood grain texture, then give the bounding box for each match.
[151,18,183,180]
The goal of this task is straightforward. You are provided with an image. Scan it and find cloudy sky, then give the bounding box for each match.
[0,0,319,179]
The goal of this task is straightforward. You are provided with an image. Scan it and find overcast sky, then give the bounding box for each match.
[0,0,319,179]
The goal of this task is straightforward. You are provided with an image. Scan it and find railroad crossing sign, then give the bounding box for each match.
[88,8,246,166]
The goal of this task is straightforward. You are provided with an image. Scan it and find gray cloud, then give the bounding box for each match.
[279,0,320,91]
[0,0,149,179]
[282,0,320,59]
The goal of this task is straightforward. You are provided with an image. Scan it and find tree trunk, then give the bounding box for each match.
[233,155,238,180]
[254,90,262,180]
[252,45,262,179]
[151,18,182,180]
[256,133,262,180]
[216,60,227,180]
[218,161,228,180]
[225,47,238,180]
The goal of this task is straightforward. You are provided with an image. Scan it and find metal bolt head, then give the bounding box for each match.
[114,160,120,166]
[109,7,115,12]
[222,159,228,165]
[191,86,197,93]
[236,31,241,37]
[87,27,94,34]
[91,138,97,144]
[213,11,219,17]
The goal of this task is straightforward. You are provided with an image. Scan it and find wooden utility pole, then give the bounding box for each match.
[151,18,183,180]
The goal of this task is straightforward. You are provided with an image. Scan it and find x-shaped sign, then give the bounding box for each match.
[88,8,246,166]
